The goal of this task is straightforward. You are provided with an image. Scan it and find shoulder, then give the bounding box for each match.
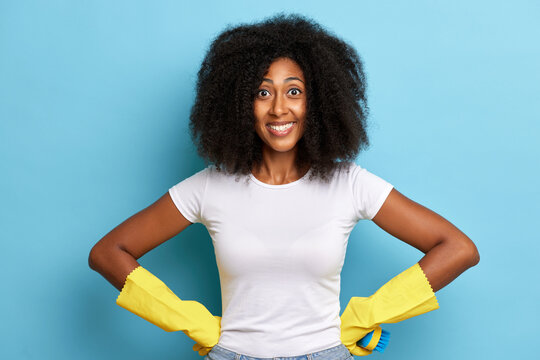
[337,161,362,179]
[343,161,393,190]
[203,164,250,186]
[191,164,219,179]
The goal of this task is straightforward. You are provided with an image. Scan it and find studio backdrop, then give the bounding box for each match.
[1,1,538,359]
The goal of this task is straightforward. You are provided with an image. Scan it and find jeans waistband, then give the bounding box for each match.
[207,343,352,360]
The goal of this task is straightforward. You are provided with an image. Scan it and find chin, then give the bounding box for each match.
[265,141,299,153]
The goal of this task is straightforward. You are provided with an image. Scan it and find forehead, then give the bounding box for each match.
[263,57,304,79]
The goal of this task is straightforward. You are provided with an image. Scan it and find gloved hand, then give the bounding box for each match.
[357,326,390,353]
[341,303,381,356]
[116,266,221,351]
[340,262,439,356]
[192,342,213,357]
[192,316,221,356]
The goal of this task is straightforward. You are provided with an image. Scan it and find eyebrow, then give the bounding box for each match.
[262,77,305,84]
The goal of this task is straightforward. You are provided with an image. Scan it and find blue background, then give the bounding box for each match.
[1,1,538,359]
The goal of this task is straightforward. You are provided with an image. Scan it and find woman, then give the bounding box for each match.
[89,13,479,360]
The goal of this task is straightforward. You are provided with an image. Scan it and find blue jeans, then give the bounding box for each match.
[204,343,354,360]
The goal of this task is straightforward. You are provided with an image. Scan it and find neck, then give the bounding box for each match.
[252,146,309,185]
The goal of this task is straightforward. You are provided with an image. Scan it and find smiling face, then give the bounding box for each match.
[253,57,307,155]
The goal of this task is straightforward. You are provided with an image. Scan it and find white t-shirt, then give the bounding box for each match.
[168,161,394,357]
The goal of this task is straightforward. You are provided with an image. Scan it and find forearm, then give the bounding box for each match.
[89,244,140,291]
[418,236,480,292]
[341,260,441,354]
[111,263,222,349]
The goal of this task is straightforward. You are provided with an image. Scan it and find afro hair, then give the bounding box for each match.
[189,12,371,183]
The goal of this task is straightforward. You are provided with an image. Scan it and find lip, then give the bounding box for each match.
[266,121,296,137]
[267,121,296,126]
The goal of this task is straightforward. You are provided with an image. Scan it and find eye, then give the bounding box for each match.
[288,88,302,96]
[257,89,270,97]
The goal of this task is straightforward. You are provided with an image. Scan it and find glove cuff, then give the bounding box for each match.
[368,262,439,324]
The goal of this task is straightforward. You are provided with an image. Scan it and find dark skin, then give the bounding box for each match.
[251,57,310,184]
[89,56,479,294]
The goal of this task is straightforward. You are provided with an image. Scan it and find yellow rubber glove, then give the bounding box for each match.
[192,340,215,357]
[340,262,439,356]
[192,315,222,356]
[116,266,221,354]
[340,308,381,357]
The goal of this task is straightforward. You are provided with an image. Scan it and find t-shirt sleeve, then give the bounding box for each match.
[168,167,209,224]
[350,163,394,221]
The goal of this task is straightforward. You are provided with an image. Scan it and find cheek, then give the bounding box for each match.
[293,101,307,119]
[253,102,265,121]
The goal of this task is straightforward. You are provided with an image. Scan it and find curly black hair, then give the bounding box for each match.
[189,12,371,183]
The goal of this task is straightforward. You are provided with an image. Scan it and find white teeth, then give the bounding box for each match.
[268,122,294,131]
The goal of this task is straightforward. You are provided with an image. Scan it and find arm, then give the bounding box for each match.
[88,192,220,355]
[88,191,193,290]
[371,188,480,291]
[340,187,479,356]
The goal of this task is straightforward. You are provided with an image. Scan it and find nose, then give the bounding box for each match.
[269,93,288,116]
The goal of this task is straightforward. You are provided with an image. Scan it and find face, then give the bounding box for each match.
[253,57,307,154]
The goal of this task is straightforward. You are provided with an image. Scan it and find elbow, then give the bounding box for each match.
[88,242,130,272]
[470,243,480,266]
[88,246,101,270]
[88,243,110,271]
[441,234,480,268]
[460,237,480,268]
